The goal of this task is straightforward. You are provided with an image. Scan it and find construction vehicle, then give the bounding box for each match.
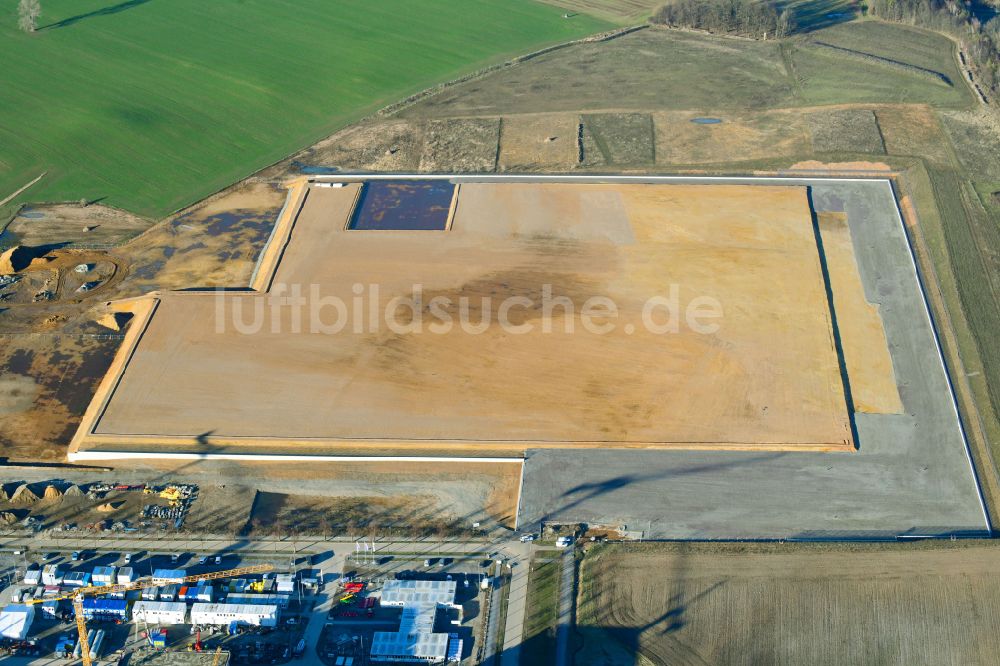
[147,628,167,649]
[189,628,203,652]
[159,486,182,502]
[27,563,272,666]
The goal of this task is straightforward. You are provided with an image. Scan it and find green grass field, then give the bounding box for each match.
[792,21,973,106]
[520,555,562,665]
[810,20,960,75]
[401,28,796,117]
[0,0,608,218]
[402,19,976,118]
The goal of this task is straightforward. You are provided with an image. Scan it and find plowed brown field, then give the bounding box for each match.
[578,542,1000,666]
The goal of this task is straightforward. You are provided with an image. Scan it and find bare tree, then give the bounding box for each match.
[18,0,41,33]
[652,0,780,40]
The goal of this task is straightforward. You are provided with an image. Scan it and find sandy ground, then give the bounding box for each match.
[188,460,521,529]
[577,542,1000,666]
[786,160,893,173]
[0,248,125,305]
[110,181,287,295]
[875,105,955,167]
[0,182,294,464]
[83,182,861,452]
[654,111,809,165]
[817,212,902,413]
[304,120,426,172]
[0,458,521,532]
[247,491,442,535]
[0,485,186,532]
[419,118,501,172]
[4,203,149,247]
[0,331,119,461]
[499,114,579,171]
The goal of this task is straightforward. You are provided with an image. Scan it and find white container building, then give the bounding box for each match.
[370,631,450,664]
[189,603,278,628]
[275,574,295,593]
[380,580,459,608]
[193,584,213,603]
[116,567,135,584]
[41,565,63,586]
[63,571,91,587]
[23,569,41,586]
[92,566,117,586]
[152,569,186,585]
[371,580,461,664]
[40,601,59,619]
[224,593,290,609]
[132,601,188,625]
[0,604,35,640]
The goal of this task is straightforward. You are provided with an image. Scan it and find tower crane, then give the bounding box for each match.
[28,563,272,666]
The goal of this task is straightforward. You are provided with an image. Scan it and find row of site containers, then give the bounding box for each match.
[25,565,136,587]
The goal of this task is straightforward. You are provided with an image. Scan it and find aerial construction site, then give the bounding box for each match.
[6,4,1000,662]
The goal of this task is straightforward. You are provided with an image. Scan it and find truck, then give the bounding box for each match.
[148,628,167,649]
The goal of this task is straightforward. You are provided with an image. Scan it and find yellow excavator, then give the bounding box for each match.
[28,563,272,666]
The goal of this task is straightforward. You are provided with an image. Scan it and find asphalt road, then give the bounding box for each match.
[499,553,529,666]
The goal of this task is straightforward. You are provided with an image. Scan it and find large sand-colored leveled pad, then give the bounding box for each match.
[73,179,904,458]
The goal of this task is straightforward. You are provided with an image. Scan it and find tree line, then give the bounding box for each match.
[865,0,1000,99]
[650,0,794,40]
